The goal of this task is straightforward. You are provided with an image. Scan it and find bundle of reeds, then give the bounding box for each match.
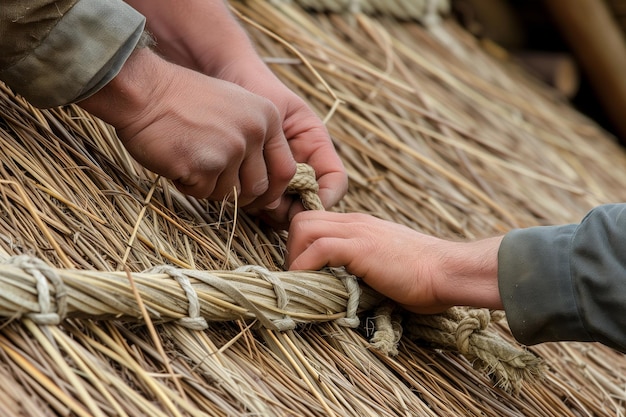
[1,0,626,415]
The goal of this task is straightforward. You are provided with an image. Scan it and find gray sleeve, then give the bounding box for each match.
[0,0,145,108]
[498,204,626,352]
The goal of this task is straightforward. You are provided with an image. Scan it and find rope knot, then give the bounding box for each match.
[287,163,322,211]
[455,308,490,354]
[235,265,296,331]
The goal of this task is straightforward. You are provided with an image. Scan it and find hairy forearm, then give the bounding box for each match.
[124,0,259,74]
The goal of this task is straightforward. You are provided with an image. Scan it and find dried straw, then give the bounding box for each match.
[270,0,450,21]
[1,0,626,415]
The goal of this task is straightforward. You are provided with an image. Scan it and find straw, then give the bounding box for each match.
[1,0,626,415]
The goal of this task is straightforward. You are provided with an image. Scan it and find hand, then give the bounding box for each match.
[79,49,296,207]
[212,61,347,225]
[125,0,348,225]
[286,211,504,314]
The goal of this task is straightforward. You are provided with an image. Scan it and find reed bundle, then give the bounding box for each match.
[1,0,626,415]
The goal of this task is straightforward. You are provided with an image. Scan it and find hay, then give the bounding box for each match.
[1,0,626,415]
[269,0,450,21]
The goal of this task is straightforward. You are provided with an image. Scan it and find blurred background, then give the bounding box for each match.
[450,0,626,144]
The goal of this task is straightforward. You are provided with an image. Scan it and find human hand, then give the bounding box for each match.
[213,61,347,225]
[125,0,348,224]
[286,211,504,314]
[79,49,296,207]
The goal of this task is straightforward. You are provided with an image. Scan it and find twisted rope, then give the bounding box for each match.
[404,307,545,393]
[145,265,209,330]
[235,265,297,331]
[7,255,67,325]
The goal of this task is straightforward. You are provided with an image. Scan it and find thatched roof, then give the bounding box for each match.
[0,1,625,415]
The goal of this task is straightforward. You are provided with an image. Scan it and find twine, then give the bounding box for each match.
[7,255,67,325]
[235,265,297,331]
[145,265,209,330]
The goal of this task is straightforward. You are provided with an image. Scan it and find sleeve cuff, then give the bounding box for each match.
[0,0,145,108]
[498,223,591,346]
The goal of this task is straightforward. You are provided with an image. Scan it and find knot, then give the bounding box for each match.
[287,163,323,211]
[8,255,67,325]
[235,265,296,331]
[145,265,209,330]
[455,308,490,354]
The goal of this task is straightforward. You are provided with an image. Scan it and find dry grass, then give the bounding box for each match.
[0,0,625,415]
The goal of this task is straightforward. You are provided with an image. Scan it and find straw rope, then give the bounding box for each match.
[287,163,362,329]
[270,0,450,22]
[0,254,381,330]
[405,308,545,393]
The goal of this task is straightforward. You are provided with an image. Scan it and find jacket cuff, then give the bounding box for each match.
[498,224,591,346]
[0,0,145,108]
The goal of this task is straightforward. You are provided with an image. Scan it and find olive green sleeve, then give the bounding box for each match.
[499,204,626,353]
[0,0,145,108]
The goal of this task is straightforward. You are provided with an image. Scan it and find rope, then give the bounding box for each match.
[404,307,545,393]
[0,164,542,392]
[8,255,67,325]
[145,265,209,330]
[287,163,362,329]
[235,265,297,331]
[369,301,402,356]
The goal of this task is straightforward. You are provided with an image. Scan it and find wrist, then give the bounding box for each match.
[78,47,169,133]
[438,236,504,310]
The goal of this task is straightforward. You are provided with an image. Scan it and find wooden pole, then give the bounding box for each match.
[544,0,626,141]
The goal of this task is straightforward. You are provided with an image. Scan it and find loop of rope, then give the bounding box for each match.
[290,164,362,328]
[178,269,284,331]
[8,255,67,325]
[145,265,209,331]
[329,267,361,328]
[235,265,296,331]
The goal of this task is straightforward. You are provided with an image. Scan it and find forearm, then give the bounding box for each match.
[78,47,167,133]
[437,236,504,310]
[124,0,260,74]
